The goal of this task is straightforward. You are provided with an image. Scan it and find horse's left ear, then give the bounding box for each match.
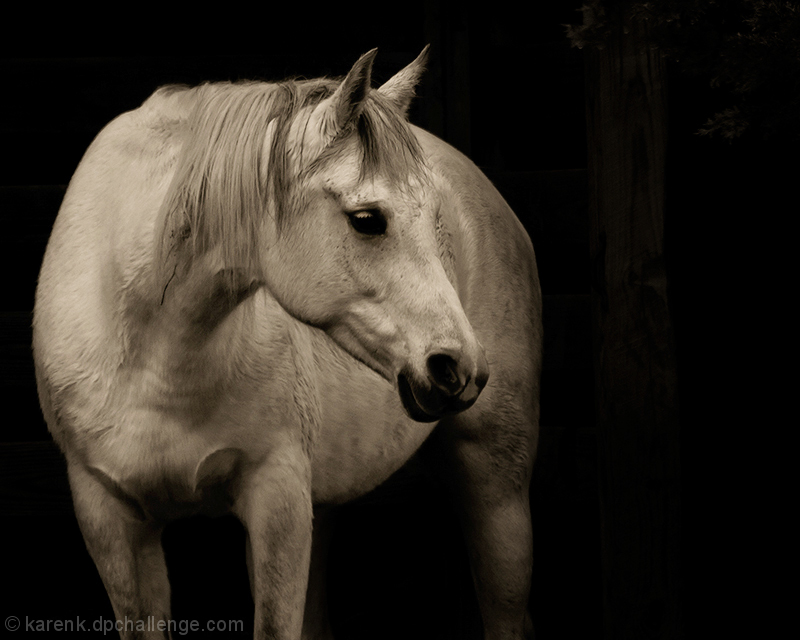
[378,45,430,117]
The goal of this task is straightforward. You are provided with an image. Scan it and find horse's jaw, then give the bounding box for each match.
[322,320,398,386]
[321,317,489,424]
[396,373,440,423]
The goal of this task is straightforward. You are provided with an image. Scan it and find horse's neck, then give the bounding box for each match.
[160,251,261,331]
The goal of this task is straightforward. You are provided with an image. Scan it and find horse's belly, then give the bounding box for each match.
[309,362,437,505]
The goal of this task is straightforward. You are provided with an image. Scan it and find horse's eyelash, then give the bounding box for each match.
[347,208,382,217]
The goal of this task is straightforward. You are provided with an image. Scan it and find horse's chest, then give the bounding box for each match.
[90,330,433,512]
[87,369,291,517]
[309,371,437,504]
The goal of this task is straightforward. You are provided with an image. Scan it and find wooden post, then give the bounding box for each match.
[423,1,471,155]
[585,9,682,640]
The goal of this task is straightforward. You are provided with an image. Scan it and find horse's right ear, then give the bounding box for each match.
[319,48,378,138]
[378,45,429,117]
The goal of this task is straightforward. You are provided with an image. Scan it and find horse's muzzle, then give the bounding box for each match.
[397,351,489,422]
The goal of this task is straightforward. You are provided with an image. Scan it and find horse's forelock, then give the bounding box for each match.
[306,89,426,189]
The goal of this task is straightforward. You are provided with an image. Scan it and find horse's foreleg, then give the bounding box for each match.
[245,506,333,640]
[301,508,336,640]
[68,462,172,640]
[433,418,536,640]
[236,453,313,640]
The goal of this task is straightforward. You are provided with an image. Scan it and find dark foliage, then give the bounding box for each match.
[566,0,800,140]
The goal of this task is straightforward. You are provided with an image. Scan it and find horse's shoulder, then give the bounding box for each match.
[35,89,198,366]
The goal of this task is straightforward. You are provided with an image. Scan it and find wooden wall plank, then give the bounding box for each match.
[585,11,682,640]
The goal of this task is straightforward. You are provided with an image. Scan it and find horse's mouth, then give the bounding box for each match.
[397,373,440,423]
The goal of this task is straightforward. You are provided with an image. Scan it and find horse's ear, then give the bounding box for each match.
[321,48,378,137]
[378,45,430,117]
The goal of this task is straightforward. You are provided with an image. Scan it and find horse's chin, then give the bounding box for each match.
[396,373,441,423]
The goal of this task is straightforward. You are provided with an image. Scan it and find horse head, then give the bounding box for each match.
[256,48,488,422]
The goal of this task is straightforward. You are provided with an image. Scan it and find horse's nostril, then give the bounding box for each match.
[427,352,466,396]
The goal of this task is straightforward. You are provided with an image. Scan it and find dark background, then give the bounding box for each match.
[1,1,787,638]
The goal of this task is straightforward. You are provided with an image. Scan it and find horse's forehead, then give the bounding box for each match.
[316,143,363,183]
[317,163,433,211]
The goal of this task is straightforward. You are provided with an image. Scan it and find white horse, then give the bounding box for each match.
[33,48,542,640]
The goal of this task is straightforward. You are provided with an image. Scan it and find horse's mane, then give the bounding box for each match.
[153,76,424,299]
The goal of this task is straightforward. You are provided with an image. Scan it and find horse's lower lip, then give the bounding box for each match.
[397,373,440,423]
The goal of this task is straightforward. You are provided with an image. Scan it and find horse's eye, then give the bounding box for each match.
[347,209,387,236]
